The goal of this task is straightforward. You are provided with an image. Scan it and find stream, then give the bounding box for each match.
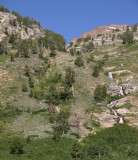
[108,72,125,124]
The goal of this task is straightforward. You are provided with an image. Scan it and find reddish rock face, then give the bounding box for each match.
[71,24,127,43]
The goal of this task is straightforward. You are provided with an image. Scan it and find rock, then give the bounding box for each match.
[107,83,120,96]
[107,52,117,56]
[122,84,138,95]
[116,97,130,106]
[108,100,118,108]
[93,112,117,128]
[0,11,45,42]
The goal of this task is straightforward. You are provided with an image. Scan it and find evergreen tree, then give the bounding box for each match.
[64,67,75,88]
[71,141,81,158]
[53,107,70,141]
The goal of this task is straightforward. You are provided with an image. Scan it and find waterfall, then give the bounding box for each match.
[119,85,125,96]
[108,72,113,80]
[108,100,118,108]
[112,109,118,116]
[107,72,125,125]
[119,117,124,124]
[108,72,125,96]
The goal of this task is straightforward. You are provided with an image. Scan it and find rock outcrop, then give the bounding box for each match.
[0,11,45,41]
[72,24,127,43]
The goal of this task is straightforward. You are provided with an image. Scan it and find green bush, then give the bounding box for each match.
[92,66,100,77]
[81,125,138,160]
[121,31,134,44]
[22,85,28,92]
[0,5,9,13]
[97,34,103,37]
[87,53,94,63]
[84,36,91,42]
[70,48,76,56]
[74,57,84,67]
[83,42,95,52]
[10,137,24,154]
[77,38,83,44]
[0,42,8,55]
[94,84,107,101]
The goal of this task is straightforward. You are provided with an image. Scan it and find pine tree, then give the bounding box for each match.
[71,141,81,158]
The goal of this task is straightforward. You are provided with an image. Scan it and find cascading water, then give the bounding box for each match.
[112,109,118,117]
[119,117,124,124]
[108,72,124,124]
[119,85,125,96]
[108,72,113,80]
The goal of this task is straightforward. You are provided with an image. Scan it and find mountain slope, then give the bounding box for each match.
[0,6,138,160]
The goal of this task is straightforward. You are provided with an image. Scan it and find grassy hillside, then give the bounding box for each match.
[0,6,138,160]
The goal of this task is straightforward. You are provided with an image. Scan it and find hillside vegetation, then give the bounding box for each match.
[0,6,138,160]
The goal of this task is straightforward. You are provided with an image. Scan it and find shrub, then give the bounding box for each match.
[10,137,24,154]
[87,53,94,63]
[0,5,9,13]
[77,38,83,44]
[85,42,95,52]
[49,51,57,57]
[92,66,100,77]
[132,23,138,32]
[74,57,84,67]
[84,36,91,42]
[0,42,8,55]
[29,80,34,88]
[94,84,107,101]
[11,11,23,24]
[29,90,34,98]
[121,31,134,44]
[70,48,76,56]
[22,85,28,92]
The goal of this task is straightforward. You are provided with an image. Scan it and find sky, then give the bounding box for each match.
[0,0,138,43]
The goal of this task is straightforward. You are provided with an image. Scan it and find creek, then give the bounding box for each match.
[108,72,125,124]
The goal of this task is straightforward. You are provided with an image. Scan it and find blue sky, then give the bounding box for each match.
[0,0,138,43]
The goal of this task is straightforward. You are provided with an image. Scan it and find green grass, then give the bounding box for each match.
[86,101,105,114]
[91,120,101,128]
[116,103,134,109]
[9,86,18,94]
[125,40,138,52]
[0,55,9,64]
[0,137,75,160]
[0,106,22,123]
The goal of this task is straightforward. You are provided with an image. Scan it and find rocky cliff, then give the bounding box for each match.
[0,11,45,41]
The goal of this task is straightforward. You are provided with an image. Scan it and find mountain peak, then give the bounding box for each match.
[71,24,128,43]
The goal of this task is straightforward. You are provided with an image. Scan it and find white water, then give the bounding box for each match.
[112,109,118,116]
[119,85,125,96]
[119,117,124,124]
[108,72,125,124]
[108,72,113,80]
[109,100,118,108]
[108,72,125,96]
